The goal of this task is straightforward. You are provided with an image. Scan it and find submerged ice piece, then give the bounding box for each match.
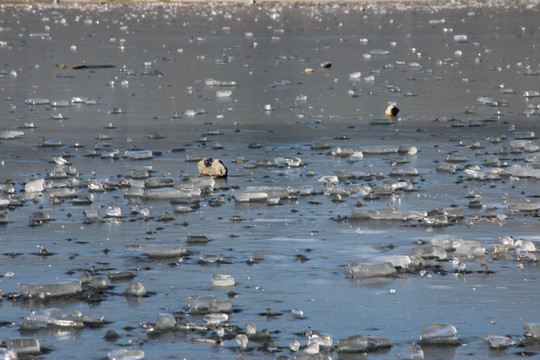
[420,324,459,346]
[19,279,82,299]
[347,262,396,280]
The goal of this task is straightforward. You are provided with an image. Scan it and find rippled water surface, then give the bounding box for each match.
[1,1,540,359]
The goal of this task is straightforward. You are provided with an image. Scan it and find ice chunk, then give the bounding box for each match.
[19,279,82,299]
[124,281,146,297]
[307,333,333,349]
[107,349,144,360]
[84,209,102,223]
[188,296,230,315]
[143,188,186,200]
[0,130,24,140]
[24,98,50,105]
[524,91,540,98]
[5,338,41,356]
[446,154,467,162]
[90,277,108,291]
[337,335,392,353]
[50,188,77,199]
[317,175,339,184]
[390,167,418,177]
[485,334,515,349]
[211,274,235,287]
[370,49,389,55]
[506,200,540,213]
[105,206,122,218]
[524,323,540,338]
[412,246,447,260]
[421,214,449,227]
[453,241,485,257]
[187,235,209,244]
[156,313,176,331]
[453,34,468,43]
[234,192,268,202]
[51,100,70,107]
[358,145,397,154]
[347,262,396,279]
[25,308,84,329]
[430,237,463,251]
[436,163,457,173]
[348,71,362,80]
[124,150,153,160]
[0,348,18,359]
[410,346,424,359]
[246,186,296,199]
[351,208,427,221]
[123,244,187,258]
[373,255,411,268]
[204,313,228,324]
[311,141,331,149]
[420,324,459,345]
[515,239,536,252]
[505,165,540,179]
[463,166,503,180]
[216,90,232,97]
[24,179,46,193]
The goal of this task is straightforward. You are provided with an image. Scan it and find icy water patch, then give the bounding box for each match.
[0,1,540,359]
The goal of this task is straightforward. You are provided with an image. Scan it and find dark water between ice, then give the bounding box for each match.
[1,1,540,359]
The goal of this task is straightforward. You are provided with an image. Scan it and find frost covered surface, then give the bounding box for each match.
[0,1,539,359]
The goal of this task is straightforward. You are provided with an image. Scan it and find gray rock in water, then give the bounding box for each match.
[198,157,227,177]
[347,262,396,280]
[337,335,392,353]
[420,324,459,346]
[124,281,147,297]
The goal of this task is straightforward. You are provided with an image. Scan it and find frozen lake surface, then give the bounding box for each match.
[1,1,540,359]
